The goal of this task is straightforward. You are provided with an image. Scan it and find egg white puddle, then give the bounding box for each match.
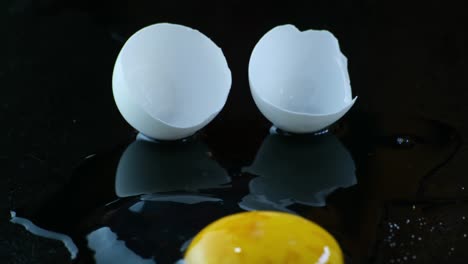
[9,211,78,259]
[87,227,156,264]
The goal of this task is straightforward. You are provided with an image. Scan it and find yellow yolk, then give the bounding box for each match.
[184,211,344,264]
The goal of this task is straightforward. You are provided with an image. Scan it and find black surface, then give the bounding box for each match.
[2,1,468,264]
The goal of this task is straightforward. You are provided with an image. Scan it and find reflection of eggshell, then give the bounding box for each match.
[241,134,356,209]
[238,194,295,213]
[249,25,356,133]
[115,139,230,198]
[113,23,232,140]
[140,194,223,204]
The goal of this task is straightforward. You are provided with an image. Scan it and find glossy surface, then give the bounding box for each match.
[249,25,356,133]
[6,113,462,264]
[185,211,343,264]
[113,23,231,140]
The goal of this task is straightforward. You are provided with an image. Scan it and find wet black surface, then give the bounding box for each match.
[2,1,468,264]
[8,114,462,263]
[376,201,468,263]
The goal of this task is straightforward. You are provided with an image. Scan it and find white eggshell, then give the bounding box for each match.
[249,24,357,133]
[113,23,232,140]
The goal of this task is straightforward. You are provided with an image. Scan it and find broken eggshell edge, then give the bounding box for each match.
[248,24,357,133]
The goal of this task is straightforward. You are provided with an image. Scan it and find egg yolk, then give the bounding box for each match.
[184,211,343,264]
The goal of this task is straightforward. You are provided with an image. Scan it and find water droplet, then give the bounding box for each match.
[394,136,415,148]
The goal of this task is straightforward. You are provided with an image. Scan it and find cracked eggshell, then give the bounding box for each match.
[248,24,357,133]
[113,23,232,140]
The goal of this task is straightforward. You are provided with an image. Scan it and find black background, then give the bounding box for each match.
[1,0,468,263]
